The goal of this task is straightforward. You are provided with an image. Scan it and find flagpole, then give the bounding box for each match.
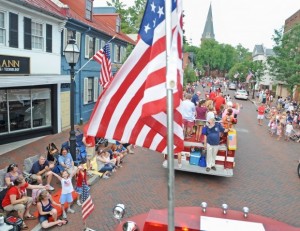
[75,35,117,75]
[165,0,175,231]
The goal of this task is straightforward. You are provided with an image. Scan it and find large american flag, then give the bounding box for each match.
[93,43,112,88]
[81,181,94,221]
[86,0,184,153]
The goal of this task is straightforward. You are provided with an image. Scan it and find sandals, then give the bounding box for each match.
[25,214,37,220]
[21,224,29,230]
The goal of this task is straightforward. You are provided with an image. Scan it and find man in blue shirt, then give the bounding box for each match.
[202,118,228,172]
[191,91,201,106]
[30,155,54,190]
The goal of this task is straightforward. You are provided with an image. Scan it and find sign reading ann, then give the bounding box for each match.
[0,55,30,75]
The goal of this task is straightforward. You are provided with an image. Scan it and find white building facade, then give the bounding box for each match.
[0,0,68,144]
[252,44,275,90]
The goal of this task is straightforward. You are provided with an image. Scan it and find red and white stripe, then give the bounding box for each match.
[86,0,184,153]
[93,48,112,88]
[82,195,95,221]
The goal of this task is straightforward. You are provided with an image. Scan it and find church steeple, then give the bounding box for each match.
[201,3,215,42]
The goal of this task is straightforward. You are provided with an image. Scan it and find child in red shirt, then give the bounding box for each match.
[75,164,89,206]
[257,103,266,126]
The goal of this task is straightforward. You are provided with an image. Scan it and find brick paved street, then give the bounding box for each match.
[1,97,300,231]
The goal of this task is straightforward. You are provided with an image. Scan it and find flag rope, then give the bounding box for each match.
[75,35,117,75]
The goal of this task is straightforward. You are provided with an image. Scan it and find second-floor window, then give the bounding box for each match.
[85,0,93,21]
[84,77,99,104]
[0,11,6,45]
[85,35,95,58]
[116,16,120,33]
[32,21,43,50]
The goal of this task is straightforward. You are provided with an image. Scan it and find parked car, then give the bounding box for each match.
[228,83,237,90]
[234,89,248,100]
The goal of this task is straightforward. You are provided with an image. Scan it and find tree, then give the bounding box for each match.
[184,66,197,85]
[268,24,300,93]
[107,0,146,34]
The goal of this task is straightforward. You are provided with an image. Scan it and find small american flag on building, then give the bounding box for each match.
[93,43,113,88]
[81,181,94,221]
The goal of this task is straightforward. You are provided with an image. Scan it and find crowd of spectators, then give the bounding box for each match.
[1,132,134,229]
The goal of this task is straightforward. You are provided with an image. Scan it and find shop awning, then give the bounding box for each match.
[0,75,70,88]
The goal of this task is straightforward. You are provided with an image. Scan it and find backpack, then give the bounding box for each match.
[0,188,8,210]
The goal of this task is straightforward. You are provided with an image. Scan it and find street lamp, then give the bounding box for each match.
[64,39,80,161]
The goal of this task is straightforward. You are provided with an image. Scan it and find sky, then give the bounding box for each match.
[94,0,300,51]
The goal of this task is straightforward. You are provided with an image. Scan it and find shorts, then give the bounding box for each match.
[257,114,264,120]
[195,120,206,126]
[39,215,50,223]
[30,172,47,180]
[66,166,77,175]
[4,197,33,212]
[183,119,194,129]
[60,192,73,204]
[75,184,90,195]
[86,146,95,160]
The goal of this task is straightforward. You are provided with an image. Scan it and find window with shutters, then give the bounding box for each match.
[32,21,43,50]
[85,35,95,58]
[63,29,80,52]
[85,0,93,21]
[46,24,52,53]
[24,17,31,50]
[9,12,18,48]
[0,11,6,45]
[114,44,121,63]
[83,77,98,104]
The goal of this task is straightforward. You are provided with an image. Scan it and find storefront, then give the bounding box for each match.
[0,75,69,145]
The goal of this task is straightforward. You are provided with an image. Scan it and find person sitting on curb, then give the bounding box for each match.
[30,155,55,191]
[58,147,78,175]
[5,163,23,187]
[2,176,48,230]
[96,148,117,179]
[37,190,67,229]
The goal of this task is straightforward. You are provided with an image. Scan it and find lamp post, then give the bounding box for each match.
[64,39,80,161]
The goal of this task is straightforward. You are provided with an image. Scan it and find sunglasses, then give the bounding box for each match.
[10,164,18,168]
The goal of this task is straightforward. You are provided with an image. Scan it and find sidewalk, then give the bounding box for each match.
[0,126,81,230]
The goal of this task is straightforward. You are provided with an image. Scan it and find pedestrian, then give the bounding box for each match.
[285,121,293,141]
[182,93,196,138]
[51,169,76,219]
[191,91,201,106]
[277,122,283,141]
[74,164,89,206]
[202,117,228,172]
[257,103,266,126]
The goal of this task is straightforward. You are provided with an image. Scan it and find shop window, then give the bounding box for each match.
[84,77,99,104]
[0,11,6,45]
[0,88,51,134]
[32,21,43,50]
[0,90,8,133]
[9,12,18,48]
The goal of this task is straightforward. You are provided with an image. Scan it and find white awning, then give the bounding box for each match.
[0,75,70,88]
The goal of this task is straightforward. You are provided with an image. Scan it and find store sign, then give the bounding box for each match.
[0,55,30,75]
